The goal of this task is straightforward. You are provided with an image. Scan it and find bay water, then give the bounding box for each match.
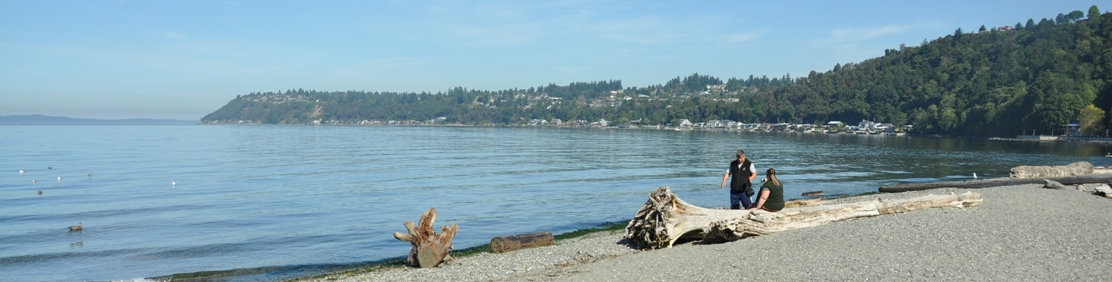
[1,125,1109,281]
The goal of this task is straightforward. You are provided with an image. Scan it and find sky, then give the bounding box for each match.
[1,0,1108,120]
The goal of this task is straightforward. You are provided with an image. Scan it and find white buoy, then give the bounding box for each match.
[171,181,177,187]
[973,172,978,179]
[57,176,61,183]
[19,169,24,175]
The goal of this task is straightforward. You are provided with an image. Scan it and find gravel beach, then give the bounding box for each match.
[313,185,1112,281]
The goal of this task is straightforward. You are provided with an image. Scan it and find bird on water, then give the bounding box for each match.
[68,223,82,231]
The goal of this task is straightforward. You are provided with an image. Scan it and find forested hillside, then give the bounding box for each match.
[203,6,1112,137]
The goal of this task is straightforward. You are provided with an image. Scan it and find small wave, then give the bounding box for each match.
[0,247,144,266]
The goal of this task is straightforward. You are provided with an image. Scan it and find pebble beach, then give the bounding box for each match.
[311,184,1112,281]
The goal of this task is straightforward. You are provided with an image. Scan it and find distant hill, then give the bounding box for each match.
[203,6,1112,137]
[0,114,197,125]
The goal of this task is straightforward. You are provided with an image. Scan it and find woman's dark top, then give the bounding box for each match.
[760,181,785,211]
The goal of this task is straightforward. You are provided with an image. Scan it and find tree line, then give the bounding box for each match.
[203,6,1112,137]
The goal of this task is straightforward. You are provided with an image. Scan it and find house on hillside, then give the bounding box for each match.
[678,119,694,128]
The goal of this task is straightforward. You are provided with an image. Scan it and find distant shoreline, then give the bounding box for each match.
[202,121,1112,144]
[0,114,197,126]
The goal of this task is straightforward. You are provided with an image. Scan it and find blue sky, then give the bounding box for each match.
[1,0,1106,120]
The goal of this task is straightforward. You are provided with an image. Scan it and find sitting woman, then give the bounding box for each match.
[749,168,785,211]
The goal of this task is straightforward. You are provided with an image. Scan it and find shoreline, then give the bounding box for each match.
[151,222,629,281]
[202,122,1112,144]
[305,184,1112,281]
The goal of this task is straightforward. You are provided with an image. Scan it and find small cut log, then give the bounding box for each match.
[625,186,981,249]
[490,232,555,253]
[393,208,459,268]
[801,191,825,197]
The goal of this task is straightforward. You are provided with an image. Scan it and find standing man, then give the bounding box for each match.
[721,149,756,209]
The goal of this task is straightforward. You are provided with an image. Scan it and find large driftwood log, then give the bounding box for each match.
[878,174,1112,192]
[1009,161,1093,178]
[625,187,981,249]
[704,192,982,242]
[393,208,459,268]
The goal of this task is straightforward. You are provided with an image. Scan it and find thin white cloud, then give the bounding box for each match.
[830,25,908,41]
[822,19,944,44]
[725,31,761,43]
[803,20,945,73]
[413,1,548,46]
[161,31,186,40]
[436,22,542,45]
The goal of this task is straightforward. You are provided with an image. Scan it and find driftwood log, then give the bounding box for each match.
[704,192,982,242]
[1009,161,1093,178]
[490,232,555,253]
[625,187,981,249]
[393,208,459,268]
[1091,184,1112,198]
[801,191,825,197]
[879,174,1112,193]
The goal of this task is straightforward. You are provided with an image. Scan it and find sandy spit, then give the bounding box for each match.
[312,185,1112,281]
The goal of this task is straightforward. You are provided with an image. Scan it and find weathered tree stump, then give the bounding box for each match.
[490,232,555,253]
[625,187,739,249]
[393,208,459,268]
[625,187,981,249]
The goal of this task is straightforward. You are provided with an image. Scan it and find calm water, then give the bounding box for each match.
[1,125,1109,281]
